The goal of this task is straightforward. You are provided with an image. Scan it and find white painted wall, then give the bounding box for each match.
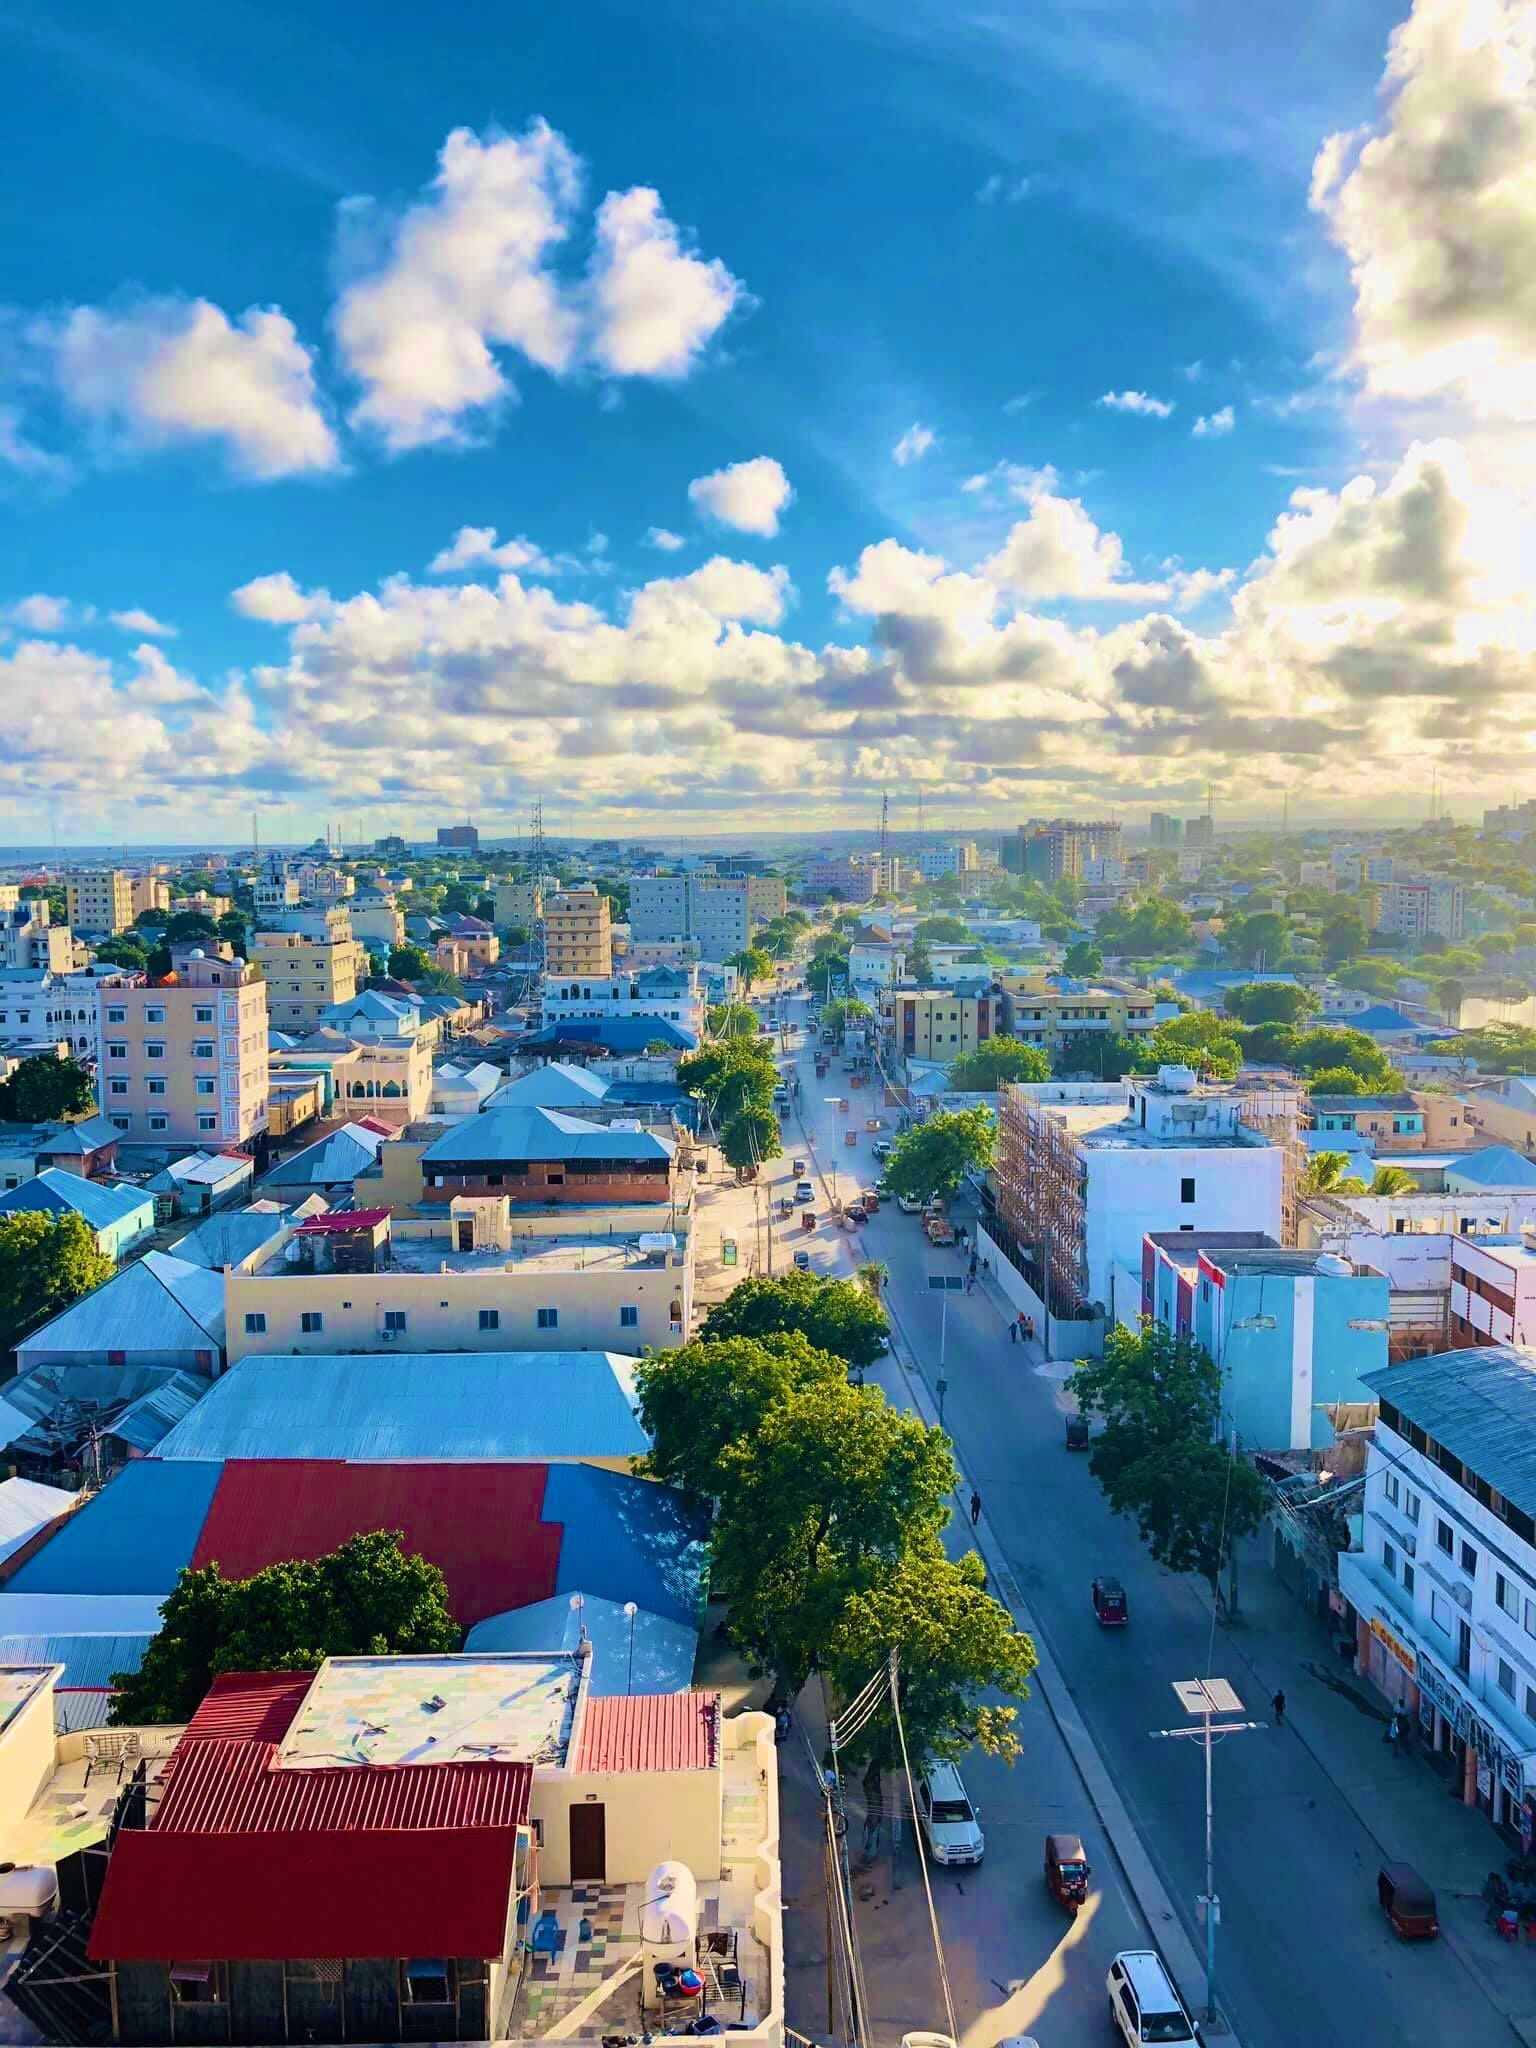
[1083,1143,1283,1309]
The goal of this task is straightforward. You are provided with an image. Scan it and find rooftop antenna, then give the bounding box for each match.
[878,788,889,866]
[1282,792,1289,836]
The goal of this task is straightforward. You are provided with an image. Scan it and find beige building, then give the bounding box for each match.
[131,874,171,919]
[97,954,269,1145]
[890,984,998,1062]
[251,907,367,1031]
[270,1027,432,1130]
[65,871,135,935]
[170,891,232,920]
[494,879,544,928]
[545,885,612,976]
[746,874,788,925]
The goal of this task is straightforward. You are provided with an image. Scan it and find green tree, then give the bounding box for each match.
[134,907,170,932]
[1299,1150,1367,1196]
[1435,978,1465,1024]
[633,1332,845,1507]
[712,1379,956,1693]
[1223,982,1319,1026]
[1221,909,1290,968]
[0,1055,95,1124]
[1321,909,1370,965]
[1306,1065,1380,1097]
[388,943,433,980]
[1097,899,1194,956]
[416,966,463,997]
[216,910,249,953]
[1426,1023,1536,1073]
[1241,1021,1300,1066]
[728,947,773,986]
[818,998,873,1037]
[720,1104,782,1174]
[163,911,220,946]
[822,1546,1036,1768]
[1055,1030,1144,1080]
[948,1037,1051,1090]
[598,880,630,922]
[705,1003,759,1039]
[881,1107,996,1204]
[914,916,970,946]
[1062,939,1103,976]
[111,1531,460,1725]
[701,1270,889,1369]
[1290,1024,1399,1085]
[1370,1164,1418,1195]
[0,1211,113,1350]
[677,1040,776,1125]
[1134,1010,1244,1081]
[91,936,149,970]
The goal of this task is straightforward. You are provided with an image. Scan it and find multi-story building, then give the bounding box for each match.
[347,892,406,951]
[540,965,704,1040]
[1338,1346,1536,1832]
[997,974,1156,1058]
[1016,819,1121,884]
[291,861,354,903]
[97,953,268,1145]
[628,874,691,944]
[916,842,980,880]
[251,907,366,1032]
[169,891,232,920]
[436,822,480,848]
[629,873,778,959]
[743,872,788,924]
[0,901,74,974]
[1372,878,1465,941]
[131,873,171,920]
[0,965,132,1063]
[1448,1233,1536,1351]
[991,1067,1284,1336]
[544,885,613,976]
[1184,815,1214,849]
[64,870,135,936]
[493,879,544,929]
[804,854,901,903]
[1484,800,1536,840]
[1149,813,1183,847]
[890,983,995,1063]
[372,832,410,857]
[1297,859,1334,890]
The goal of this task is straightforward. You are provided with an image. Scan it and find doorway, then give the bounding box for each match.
[569,1802,606,1881]
[457,1220,474,1251]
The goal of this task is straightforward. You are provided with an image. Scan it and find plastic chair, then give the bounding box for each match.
[1498,1910,1520,1942]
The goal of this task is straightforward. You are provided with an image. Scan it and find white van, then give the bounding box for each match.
[915,1761,984,1866]
[1106,1952,1197,2045]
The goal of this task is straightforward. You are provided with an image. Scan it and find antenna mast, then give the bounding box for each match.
[530,799,547,975]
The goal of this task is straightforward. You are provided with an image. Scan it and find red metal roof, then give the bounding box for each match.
[153,1740,529,1835]
[191,1461,563,1626]
[573,1690,720,1774]
[184,1672,313,1745]
[293,1207,392,1233]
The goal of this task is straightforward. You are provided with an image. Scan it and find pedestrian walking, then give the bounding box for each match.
[1024,1315,1035,1343]
[1385,1706,1402,1747]
[1009,1321,1018,1345]
[1271,1688,1286,1726]
[965,1272,975,1293]
[969,1488,982,1525]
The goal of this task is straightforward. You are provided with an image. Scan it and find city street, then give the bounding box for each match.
[693,985,1518,2048]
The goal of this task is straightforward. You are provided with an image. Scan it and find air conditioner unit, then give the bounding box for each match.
[1401,1532,1416,1557]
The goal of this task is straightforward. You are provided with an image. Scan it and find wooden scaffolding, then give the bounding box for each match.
[995,1087,1089,1315]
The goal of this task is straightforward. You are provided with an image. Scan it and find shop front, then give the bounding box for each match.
[1413,1653,1536,1841]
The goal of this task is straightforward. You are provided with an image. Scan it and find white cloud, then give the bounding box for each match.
[1001,393,1034,414]
[6,594,73,633]
[976,173,1034,203]
[1193,406,1236,437]
[688,455,793,536]
[429,526,564,575]
[334,122,583,452]
[587,186,743,378]
[1312,0,1536,418]
[646,527,686,551]
[110,608,177,637]
[47,298,338,479]
[1181,361,1205,382]
[637,558,792,627]
[1097,390,1175,418]
[1167,566,1237,610]
[0,406,68,481]
[892,422,937,466]
[231,572,333,624]
[979,477,1173,602]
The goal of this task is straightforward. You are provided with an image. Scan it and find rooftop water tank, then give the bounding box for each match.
[1157,1064,1198,1093]
[1315,1253,1353,1278]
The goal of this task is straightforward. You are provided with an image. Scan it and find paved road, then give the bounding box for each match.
[754,990,1511,2048]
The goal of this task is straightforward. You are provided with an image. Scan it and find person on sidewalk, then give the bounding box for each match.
[1272,1689,1287,1726]
[970,1488,982,1525]
[1009,1320,1018,1345]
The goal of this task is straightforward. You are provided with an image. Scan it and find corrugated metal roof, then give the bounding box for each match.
[5,1460,225,1595]
[1447,1146,1536,1189]
[0,1478,77,1565]
[39,1115,121,1155]
[0,1171,153,1234]
[17,1252,224,1359]
[155,1736,530,1834]
[191,1461,562,1625]
[573,1690,720,1773]
[1365,1346,1536,1515]
[0,1633,153,1722]
[491,1062,610,1107]
[466,1594,698,1697]
[261,1123,383,1188]
[543,1464,708,1627]
[184,1670,313,1744]
[153,1354,648,1463]
[0,1593,171,1635]
[520,1017,697,1052]
[108,1371,206,1452]
[422,1104,674,1166]
[169,1210,291,1271]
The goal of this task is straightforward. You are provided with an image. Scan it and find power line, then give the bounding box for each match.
[888,1648,959,2045]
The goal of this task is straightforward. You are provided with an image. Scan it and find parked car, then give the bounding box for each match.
[795,1180,815,1202]
[793,1249,812,1270]
[1106,1953,1196,2046]
[897,1193,923,1214]
[915,1761,984,1867]
[846,1203,868,1224]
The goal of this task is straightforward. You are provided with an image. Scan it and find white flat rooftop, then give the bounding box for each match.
[278,1653,582,1771]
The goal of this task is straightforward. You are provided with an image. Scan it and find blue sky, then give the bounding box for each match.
[2,0,1532,841]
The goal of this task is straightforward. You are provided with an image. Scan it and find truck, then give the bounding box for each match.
[923,1214,956,1246]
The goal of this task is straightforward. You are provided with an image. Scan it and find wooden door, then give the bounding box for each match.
[569,1802,606,1881]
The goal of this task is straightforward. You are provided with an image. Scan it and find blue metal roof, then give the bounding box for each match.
[1446,1145,1536,1189]
[542,1464,708,1626]
[422,1105,674,1166]
[170,1210,292,1271]
[153,1353,649,1463]
[0,1633,153,1697]
[262,1124,381,1187]
[520,1018,698,1053]
[4,1460,225,1595]
[0,1171,154,1235]
[465,1594,697,1697]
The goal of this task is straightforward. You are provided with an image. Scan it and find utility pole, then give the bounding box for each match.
[1150,1679,1266,2028]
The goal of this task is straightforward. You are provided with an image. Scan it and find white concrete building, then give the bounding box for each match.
[0,966,134,1063]
[539,966,704,1039]
[630,874,756,957]
[1340,1346,1536,1834]
[1449,1233,1536,1351]
[916,842,979,880]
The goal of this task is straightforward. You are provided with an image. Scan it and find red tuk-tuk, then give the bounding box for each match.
[1378,1862,1439,1940]
[1091,1575,1128,1627]
[800,1210,816,1234]
[1043,1833,1091,1913]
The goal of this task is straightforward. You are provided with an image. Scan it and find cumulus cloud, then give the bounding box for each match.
[46,298,339,479]
[6,594,74,633]
[688,455,793,536]
[892,422,936,466]
[110,608,176,637]
[646,527,686,551]
[1312,0,1536,417]
[1193,406,1236,436]
[588,187,743,377]
[1097,390,1175,418]
[429,526,565,575]
[333,123,582,452]
[979,478,1173,603]
[636,558,791,627]
[231,572,333,624]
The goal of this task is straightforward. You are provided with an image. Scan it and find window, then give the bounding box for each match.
[478,1309,500,1331]
[142,1078,166,1100]
[106,1041,126,1060]
[1381,1541,1396,1579]
[193,1041,215,1059]
[1460,1539,1478,1576]
[1525,1598,1536,1641]
[384,1310,408,1333]
[300,1312,324,1334]
[1180,1176,1196,1204]
[1402,1561,1415,1597]
[1436,1519,1454,1556]
[1498,1573,1519,1618]
[145,1041,165,1060]
[108,1077,128,1097]
[149,1115,167,1132]
[1404,1488,1421,1522]
[106,1006,125,1025]
[198,1114,217,1132]
[244,1313,267,1334]
[1430,1589,1452,1636]
[620,1304,639,1328]
[195,1006,214,1024]
[1498,1659,1517,1700]
[196,1077,215,1095]
[170,1965,223,2005]
[1383,1471,1400,1507]
[537,1307,559,1330]
[109,1114,130,1131]
[144,1006,165,1025]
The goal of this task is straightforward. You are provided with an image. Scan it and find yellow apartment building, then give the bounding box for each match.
[997,974,1157,1055]
[97,954,268,1145]
[251,907,367,1031]
[131,874,171,919]
[65,870,135,935]
[890,985,998,1061]
[544,885,612,976]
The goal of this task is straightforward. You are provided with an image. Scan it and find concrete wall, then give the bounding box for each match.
[0,1669,61,1842]
[1200,1266,1390,1451]
[1084,1144,1283,1310]
[532,1764,722,1887]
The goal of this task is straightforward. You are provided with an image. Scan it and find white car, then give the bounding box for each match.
[915,1761,984,1867]
[1106,1953,1197,2046]
[897,1193,923,1214]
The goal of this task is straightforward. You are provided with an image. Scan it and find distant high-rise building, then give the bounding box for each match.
[1184,815,1214,849]
[544,885,613,976]
[373,834,409,858]
[436,824,480,849]
[1149,813,1183,848]
[1017,819,1121,883]
[65,870,136,936]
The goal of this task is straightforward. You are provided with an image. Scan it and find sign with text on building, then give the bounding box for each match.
[1370,1615,1417,1677]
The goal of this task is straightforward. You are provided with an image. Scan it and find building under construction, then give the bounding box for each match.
[993,1087,1091,1320]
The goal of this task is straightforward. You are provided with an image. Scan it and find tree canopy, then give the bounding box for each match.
[1134,1010,1244,1081]
[948,1036,1051,1090]
[1062,939,1103,976]
[881,1107,996,1203]
[705,1003,759,1039]
[677,1038,777,1125]
[1427,1023,1536,1073]
[1097,899,1193,956]
[728,947,773,985]
[0,1055,95,1124]
[0,1210,114,1351]
[913,915,970,946]
[1223,981,1319,1026]
[818,997,873,1036]
[700,1269,889,1369]
[1320,909,1370,965]
[635,1332,846,1505]
[112,1532,460,1724]
[388,943,433,980]
[719,1103,782,1172]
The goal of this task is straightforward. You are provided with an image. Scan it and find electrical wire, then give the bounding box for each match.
[887,1649,959,2046]
[801,1721,868,2048]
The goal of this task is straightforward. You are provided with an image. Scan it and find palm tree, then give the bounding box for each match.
[1369,1165,1418,1196]
[416,966,463,997]
[1299,1150,1368,1197]
[856,1260,889,1301]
